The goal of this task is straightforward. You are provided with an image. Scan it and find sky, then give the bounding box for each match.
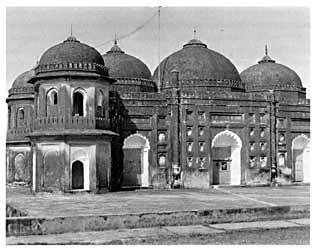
[6,7,310,92]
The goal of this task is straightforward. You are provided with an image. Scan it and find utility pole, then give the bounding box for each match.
[158,6,161,92]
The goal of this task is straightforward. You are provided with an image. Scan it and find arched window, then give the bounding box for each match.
[96,90,104,117]
[46,89,58,116]
[73,91,84,116]
[16,108,25,128]
[53,92,58,105]
[18,109,24,120]
[47,89,58,105]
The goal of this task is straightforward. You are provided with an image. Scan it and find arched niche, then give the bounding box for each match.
[14,153,26,181]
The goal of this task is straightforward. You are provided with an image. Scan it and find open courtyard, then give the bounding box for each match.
[7,184,309,217]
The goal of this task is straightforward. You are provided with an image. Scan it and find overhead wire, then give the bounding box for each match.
[94,9,159,48]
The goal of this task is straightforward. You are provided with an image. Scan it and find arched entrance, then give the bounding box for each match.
[123,133,150,187]
[72,160,84,190]
[211,130,242,185]
[292,135,310,183]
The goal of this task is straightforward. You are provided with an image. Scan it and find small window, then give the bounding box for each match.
[250,142,255,151]
[158,133,166,142]
[199,157,206,168]
[248,113,255,123]
[260,157,267,168]
[279,133,285,142]
[260,128,265,137]
[249,156,256,168]
[260,142,267,151]
[249,128,254,137]
[221,162,228,171]
[187,157,193,167]
[278,153,286,167]
[187,127,192,137]
[199,142,205,152]
[18,109,24,120]
[199,127,205,136]
[159,155,166,166]
[198,111,206,120]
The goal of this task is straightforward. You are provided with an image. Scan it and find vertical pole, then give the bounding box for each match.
[178,77,182,188]
[158,6,161,92]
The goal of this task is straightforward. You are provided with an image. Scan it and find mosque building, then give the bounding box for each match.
[6,31,310,192]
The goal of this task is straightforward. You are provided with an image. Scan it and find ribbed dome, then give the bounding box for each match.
[12,69,35,88]
[153,39,241,89]
[102,41,151,79]
[240,53,303,91]
[39,36,105,66]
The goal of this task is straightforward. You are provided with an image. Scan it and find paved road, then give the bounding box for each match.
[7,218,309,245]
[6,185,309,217]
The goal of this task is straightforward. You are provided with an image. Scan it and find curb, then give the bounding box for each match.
[6,204,309,237]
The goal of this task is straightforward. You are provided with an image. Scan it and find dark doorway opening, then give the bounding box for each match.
[72,160,84,189]
[73,92,84,116]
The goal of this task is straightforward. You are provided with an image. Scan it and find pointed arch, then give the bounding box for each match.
[123,133,150,187]
[211,130,242,185]
[72,88,87,117]
[291,134,310,183]
[46,88,58,116]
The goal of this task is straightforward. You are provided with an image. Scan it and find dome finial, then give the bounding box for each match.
[71,24,73,36]
[193,27,197,39]
[114,33,117,45]
[258,44,275,64]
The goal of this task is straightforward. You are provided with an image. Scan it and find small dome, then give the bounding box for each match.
[240,52,303,91]
[39,36,105,66]
[153,38,241,89]
[102,41,151,79]
[12,69,35,88]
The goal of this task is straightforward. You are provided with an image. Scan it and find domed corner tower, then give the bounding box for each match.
[152,38,244,93]
[6,69,35,184]
[28,35,117,193]
[102,40,157,94]
[240,47,307,101]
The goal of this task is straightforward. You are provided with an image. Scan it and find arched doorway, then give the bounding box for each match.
[123,133,150,187]
[292,135,310,183]
[211,130,242,185]
[72,160,84,190]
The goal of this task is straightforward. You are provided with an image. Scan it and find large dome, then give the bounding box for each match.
[153,39,241,89]
[39,36,105,66]
[102,41,151,79]
[240,53,303,91]
[12,69,35,88]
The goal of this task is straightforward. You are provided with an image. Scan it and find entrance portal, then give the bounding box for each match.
[123,133,150,187]
[292,135,310,183]
[72,160,84,190]
[211,130,242,185]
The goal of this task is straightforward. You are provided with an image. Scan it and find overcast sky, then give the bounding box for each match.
[6,7,310,91]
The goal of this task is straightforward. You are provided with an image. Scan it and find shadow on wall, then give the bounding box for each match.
[109,91,138,190]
